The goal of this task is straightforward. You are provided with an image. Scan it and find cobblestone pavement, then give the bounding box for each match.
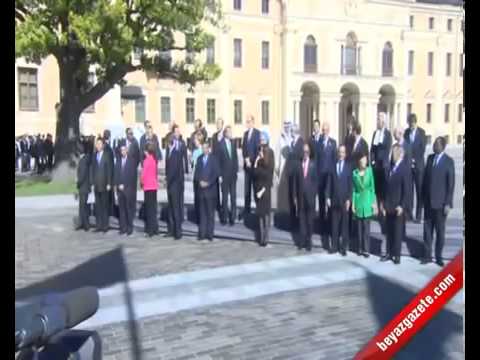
[94,279,463,360]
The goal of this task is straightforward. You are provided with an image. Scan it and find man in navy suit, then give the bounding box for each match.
[404,114,427,223]
[194,142,221,241]
[241,115,261,219]
[116,128,141,167]
[393,127,413,221]
[421,137,455,266]
[76,143,91,232]
[218,126,238,226]
[288,124,305,220]
[165,125,189,240]
[326,145,352,256]
[371,112,392,211]
[380,144,409,265]
[114,145,138,236]
[91,138,113,233]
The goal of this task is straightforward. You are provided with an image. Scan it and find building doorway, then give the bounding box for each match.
[299,82,320,140]
[339,82,360,142]
[378,84,396,129]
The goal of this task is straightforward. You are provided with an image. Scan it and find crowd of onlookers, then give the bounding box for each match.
[15,134,55,174]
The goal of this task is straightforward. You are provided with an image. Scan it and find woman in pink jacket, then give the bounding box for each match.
[141,143,159,237]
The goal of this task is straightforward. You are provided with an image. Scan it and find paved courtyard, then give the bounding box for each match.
[15,147,464,359]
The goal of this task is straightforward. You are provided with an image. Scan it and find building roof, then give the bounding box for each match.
[416,0,462,6]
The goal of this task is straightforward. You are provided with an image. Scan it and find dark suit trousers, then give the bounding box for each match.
[193,180,200,223]
[199,194,215,240]
[317,173,330,237]
[386,213,405,258]
[244,169,254,213]
[94,191,109,231]
[221,179,237,223]
[331,206,349,252]
[412,167,424,220]
[118,190,135,233]
[168,185,183,238]
[373,166,387,202]
[423,207,446,261]
[216,180,222,215]
[78,192,90,230]
[356,218,371,254]
[299,199,315,250]
[144,190,158,236]
[288,167,301,220]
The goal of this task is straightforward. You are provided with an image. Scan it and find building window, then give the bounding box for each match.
[262,41,269,69]
[261,101,269,125]
[382,42,393,76]
[206,42,215,65]
[428,52,434,76]
[18,67,38,111]
[426,103,432,123]
[207,99,216,124]
[262,0,269,14]
[186,98,195,123]
[161,97,171,123]
[304,35,317,73]
[444,135,449,145]
[234,100,242,124]
[446,53,452,76]
[409,15,414,29]
[444,103,450,123]
[83,72,96,113]
[234,0,241,11]
[429,17,435,30]
[234,39,242,68]
[457,135,463,145]
[447,19,453,32]
[342,32,359,75]
[407,103,413,117]
[426,135,432,145]
[135,96,146,123]
[460,54,463,77]
[408,50,414,75]
[458,104,463,122]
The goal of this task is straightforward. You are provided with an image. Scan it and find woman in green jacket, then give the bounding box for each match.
[352,154,377,257]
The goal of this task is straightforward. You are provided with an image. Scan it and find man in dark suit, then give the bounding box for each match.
[211,118,225,219]
[288,124,305,220]
[165,125,189,240]
[393,127,413,221]
[421,137,455,266]
[371,112,392,209]
[380,144,409,265]
[326,145,352,256]
[190,119,208,151]
[298,143,318,252]
[346,121,369,168]
[194,142,220,241]
[44,134,54,171]
[102,129,116,217]
[140,122,162,163]
[91,138,112,233]
[117,128,141,167]
[76,144,91,231]
[241,115,261,219]
[404,113,427,223]
[218,126,238,226]
[114,145,138,236]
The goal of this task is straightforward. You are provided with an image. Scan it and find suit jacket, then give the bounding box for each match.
[91,151,112,192]
[370,128,392,169]
[140,134,162,162]
[384,160,409,213]
[347,137,369,168]
[217,138,239,184]
[422,153,455,209]
[299,158,318,208]
[189,128,208,150]
[242,128,261,168]
[326,161,353,207]
[404,127,426,171]
[116,138,141,167]
[311,135,337,175]
[288,136,305,163]
[114,156,138,194]
[77,155,91,195]
[211,130,223,154]
[253,151,275,191]
[194,154,220,198]
[165,138,189,189]
[352,166,376,218]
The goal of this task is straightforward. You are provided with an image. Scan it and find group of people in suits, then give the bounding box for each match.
[75,111,455,266]
[15,134,54,174]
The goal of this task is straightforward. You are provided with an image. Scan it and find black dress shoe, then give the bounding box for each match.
[362,253,370,258]
[229,220,235,226]
[328,249,336,254]
[436,259,445,267]
[163,233,173,238]
[119,231,126,235]
[126,231,133,236]
[84,227,90,232]
[93,229,103,233]
[341,251,347,257]
[306,248,312,252]
[380,255,391,262]
[420,258,432,265]
[393,257,401,265]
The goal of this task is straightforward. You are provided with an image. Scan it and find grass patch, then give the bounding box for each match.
[15,177,76,197]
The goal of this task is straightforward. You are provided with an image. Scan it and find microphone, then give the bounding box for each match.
[15,287,99,351]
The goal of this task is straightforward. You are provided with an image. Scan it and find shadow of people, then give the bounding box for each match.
[404,235,425,260]
[15,247,143,360]
[363,270,463,359]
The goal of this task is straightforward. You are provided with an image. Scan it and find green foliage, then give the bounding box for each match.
[15,0,223,108]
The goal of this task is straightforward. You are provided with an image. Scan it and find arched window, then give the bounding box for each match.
[342,32,359,75]
[382,42,393,76]
[304,35,317,73]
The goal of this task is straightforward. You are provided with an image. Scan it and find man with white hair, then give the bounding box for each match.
[371,112,392,213]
